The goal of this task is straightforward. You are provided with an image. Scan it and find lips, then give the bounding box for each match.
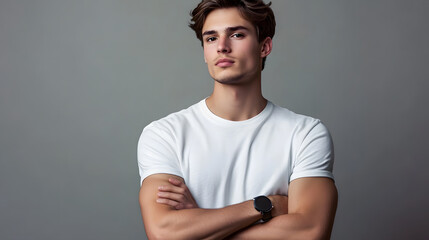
[215,58,234,67]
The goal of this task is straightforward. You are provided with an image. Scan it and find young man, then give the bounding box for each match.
[138,0,337,239]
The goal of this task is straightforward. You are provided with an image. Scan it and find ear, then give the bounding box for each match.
[260,37,273,58]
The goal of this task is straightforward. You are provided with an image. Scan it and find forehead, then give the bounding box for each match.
[202,7,255,33]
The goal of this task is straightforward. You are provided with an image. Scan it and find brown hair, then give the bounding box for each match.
[189,0,276,70]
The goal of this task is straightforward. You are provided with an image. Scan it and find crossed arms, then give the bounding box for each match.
[139,174,337,240]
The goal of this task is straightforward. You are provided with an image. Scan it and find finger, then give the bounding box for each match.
[157,191,187,203]
[158,185,186,194]
[168,178,183,186]
[169,178,189,190]
[156,198,179,207]
[175,203,185,210]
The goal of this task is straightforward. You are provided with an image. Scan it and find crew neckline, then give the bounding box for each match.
[198,97,273,127]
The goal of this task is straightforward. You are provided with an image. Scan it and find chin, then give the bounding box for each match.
[213,74,244,84]
[212,69,257,85]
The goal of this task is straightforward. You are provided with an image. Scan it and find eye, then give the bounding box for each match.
[206,36,217,42]
[231,33,244,38]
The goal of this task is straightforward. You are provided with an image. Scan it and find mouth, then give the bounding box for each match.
[215,58,235,67]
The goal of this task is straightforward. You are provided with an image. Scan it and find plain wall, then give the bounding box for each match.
[1,0,428,239]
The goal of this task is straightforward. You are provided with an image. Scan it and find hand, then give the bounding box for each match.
[157,178,199,210]
[268,195,289,217]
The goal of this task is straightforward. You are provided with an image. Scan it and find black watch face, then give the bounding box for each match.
[254,196,272,212]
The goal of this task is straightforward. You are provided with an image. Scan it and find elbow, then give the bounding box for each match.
[145,222,175,240]
[146,227,174,240]
[145,219,189,240]
[145,226,161,240]
[305,224,332,240]
[147,233,168,240]
[290,215,332,240]
[147,229,193,240]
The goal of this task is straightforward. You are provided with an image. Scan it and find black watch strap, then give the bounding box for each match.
[261,209,272,222]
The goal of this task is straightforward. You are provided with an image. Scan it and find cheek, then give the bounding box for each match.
[238,44,259,66]
[203,45,215,59]
[237,41,258,55]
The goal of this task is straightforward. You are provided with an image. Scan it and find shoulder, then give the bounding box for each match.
[267,103,333,155]
[270,104,335,181]
[269,102,327,134]
[142,100,203,135]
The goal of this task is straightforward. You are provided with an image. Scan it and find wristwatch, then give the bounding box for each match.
[253,195,273,222]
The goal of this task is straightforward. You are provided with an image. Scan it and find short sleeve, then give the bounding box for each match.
[290,121,335,182]
[137,122,183,185]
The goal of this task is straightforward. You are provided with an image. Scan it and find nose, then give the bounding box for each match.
[217,35,231,53]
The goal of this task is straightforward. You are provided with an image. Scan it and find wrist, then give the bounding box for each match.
[253,195,273,222]
[267,195,289,217]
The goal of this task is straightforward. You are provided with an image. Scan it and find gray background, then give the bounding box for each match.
[1,0,428,239]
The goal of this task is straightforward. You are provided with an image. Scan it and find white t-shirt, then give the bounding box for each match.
[138,99,334,208]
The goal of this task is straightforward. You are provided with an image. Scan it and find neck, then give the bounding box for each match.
[206,77,267,121]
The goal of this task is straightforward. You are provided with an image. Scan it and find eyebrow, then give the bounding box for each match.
[202,26,250,37]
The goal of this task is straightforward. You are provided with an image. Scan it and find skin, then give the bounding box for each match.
[202,7,272,121]
[156,177,199,210]
[156,177,337,240]
[202,8,263,85]
[140,174,289,239]
[139,7,338,239]
[157,176,288,217]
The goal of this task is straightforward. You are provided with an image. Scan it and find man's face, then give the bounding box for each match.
[202,7,264,85]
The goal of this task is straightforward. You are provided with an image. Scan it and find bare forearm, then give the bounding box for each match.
[141,175,288,239]
[229,178,337,240]
[146,200,261,240]
[228,213,325,240]
[141,175,261,239]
